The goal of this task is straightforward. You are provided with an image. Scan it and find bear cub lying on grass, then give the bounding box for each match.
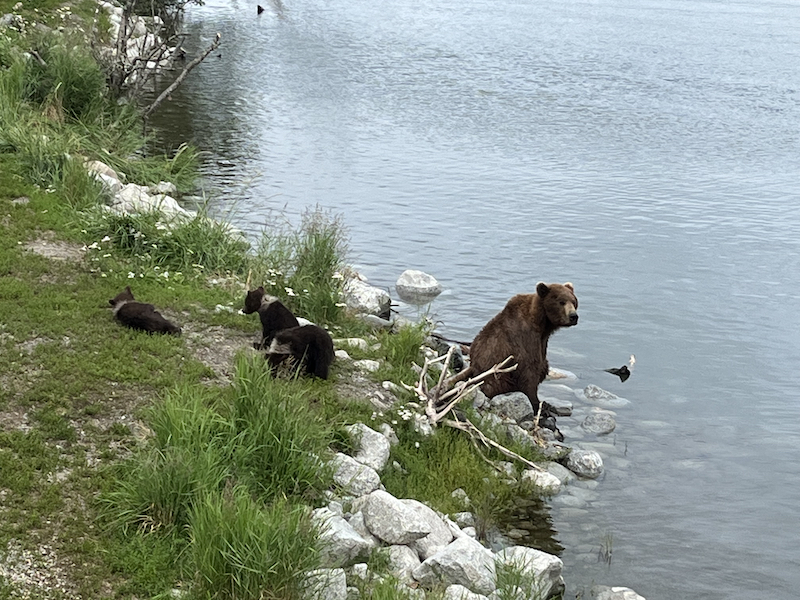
[243,287,334,380]
[109,286,182,335]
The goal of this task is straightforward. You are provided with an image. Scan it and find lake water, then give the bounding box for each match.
[148,0,800,597]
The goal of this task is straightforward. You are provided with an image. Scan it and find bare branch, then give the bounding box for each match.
[443,417,545,472]
[143,32,221,121]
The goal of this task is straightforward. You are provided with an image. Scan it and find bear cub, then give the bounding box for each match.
[243,287,334,380]
[449,282,579,427]
[243,286,299,349]
[109,286,181,335]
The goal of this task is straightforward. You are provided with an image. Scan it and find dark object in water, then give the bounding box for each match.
[604,365,631,382]
[257,4,264,13]
[109,286,181,335]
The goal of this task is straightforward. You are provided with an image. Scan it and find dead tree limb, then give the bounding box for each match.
[443,417,544,472]
[142,32,221,121]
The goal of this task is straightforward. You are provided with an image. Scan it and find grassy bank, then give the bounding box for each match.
[0,4,553,599]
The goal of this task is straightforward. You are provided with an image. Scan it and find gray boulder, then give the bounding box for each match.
[312,508,371,568]
[581,412,616,435]
[357,490,431,545]
[343,276,391,319]
[395,270,443,304]
[346,423,391,472]
[494,546,564,599]
[592,585,647,600]
[444,584,489,600]
[402,499,454,560]
[489,392,535,423]
[330,453,381,496]
[304,568,347,600]
[412,536,496,596]
[564,450,604,479]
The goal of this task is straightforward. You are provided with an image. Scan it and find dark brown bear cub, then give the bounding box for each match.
[450,282,578,414]
[109,286,181,335]
[267,325,335,380]
[243,286,300,349]
[243,287,334,379]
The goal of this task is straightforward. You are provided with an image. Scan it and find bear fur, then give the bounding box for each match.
[267,324,335,380]
[451,282,578,412]
[243,287,334,379]
[243,286,300,349]
[109,286,181,335]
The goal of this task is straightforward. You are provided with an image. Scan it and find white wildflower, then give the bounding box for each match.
[128,272,135,279]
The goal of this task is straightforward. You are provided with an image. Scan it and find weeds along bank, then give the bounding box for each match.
[0,3,571,599]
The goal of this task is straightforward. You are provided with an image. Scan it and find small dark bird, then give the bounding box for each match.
[257,4,265,14]
[604,365,630,382]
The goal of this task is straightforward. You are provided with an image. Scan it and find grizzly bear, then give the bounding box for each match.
[109,286,181,335]
[266,324,335,380]
[243,286,300,349]
[450,282,578,414]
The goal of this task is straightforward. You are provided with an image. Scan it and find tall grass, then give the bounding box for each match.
[190,489,320,600]
[250,207,349,325]
[229,355,332,502]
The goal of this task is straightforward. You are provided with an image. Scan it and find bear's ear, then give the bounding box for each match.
[536,282,550,297]
[257,286,265,293]
[564,282,574,291]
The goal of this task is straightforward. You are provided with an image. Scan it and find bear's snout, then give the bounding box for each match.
[568,311,579,326]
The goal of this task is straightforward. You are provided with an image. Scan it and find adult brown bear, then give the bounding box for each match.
[451,282,578,414]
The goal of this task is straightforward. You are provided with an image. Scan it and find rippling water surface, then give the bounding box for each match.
[149,0,800,597]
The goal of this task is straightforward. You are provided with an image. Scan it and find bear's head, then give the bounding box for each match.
[243,286,266,314]
[536,282,579,328]
[109,286,135,308]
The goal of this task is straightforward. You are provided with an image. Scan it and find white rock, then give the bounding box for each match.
[312,508,372,568]
[343,276,391,319]
[357,490,431,545]
[354,359,381,373]
[346,512,381,551]
[444,584,489,600]
[564,450,604,479]
[521,468,562,494]
[346,423,391,472]
[402,499,454,560]
[387,544,421,583]
[412,536,495,596]
[330,453,381,496]
[304,568,347,600]
[488,392,535,423]
[591,585,648,600]
[395,269,443,304]
[494,546,564,600]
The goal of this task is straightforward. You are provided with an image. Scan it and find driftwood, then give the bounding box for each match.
[407,347,546,473]
[143,32,221,120]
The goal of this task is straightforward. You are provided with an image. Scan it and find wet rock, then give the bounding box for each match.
[521,468,562,494]
[395,269,443,304]
[330,453,381,496]
[564,449,604,479]
[412,535,496,596]
[540,394,573,416]
[346,423,391,472]
[578,384,630,408]
[581,412,616,435]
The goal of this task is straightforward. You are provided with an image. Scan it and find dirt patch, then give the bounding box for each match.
[182,323,257,384]
[22,238,85,262]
